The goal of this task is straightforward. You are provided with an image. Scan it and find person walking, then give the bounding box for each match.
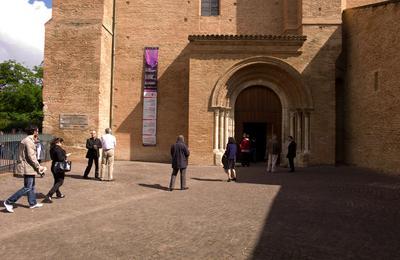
[35,136,45,163]
[83,130,102,180]
[168,135,190,191]
[3,125,46,213]
[224,137,237,182]
[240,133,251,167]
[287,136,297,172]
[43,137,70,203]
[100,128,116,181]
[265,135,280,173]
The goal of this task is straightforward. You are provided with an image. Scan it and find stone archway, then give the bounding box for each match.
[210,56,314,166]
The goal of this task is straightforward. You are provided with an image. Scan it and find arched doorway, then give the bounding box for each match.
[235,86,282,161]
[210,56,313,166]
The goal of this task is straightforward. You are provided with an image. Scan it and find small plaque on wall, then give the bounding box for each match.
[59,114,89,129]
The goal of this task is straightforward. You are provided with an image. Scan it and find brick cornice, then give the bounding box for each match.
[188,34,306,56]
[188,34,306,43]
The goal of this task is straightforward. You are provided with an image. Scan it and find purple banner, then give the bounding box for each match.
[143,47,159,145]
[145,48,159,68]
[143,47,158,90]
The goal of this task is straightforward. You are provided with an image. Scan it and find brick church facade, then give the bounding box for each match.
[43,0,400,173]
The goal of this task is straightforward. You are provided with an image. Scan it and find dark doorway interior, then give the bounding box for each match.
[235,86,282,163]
[243,122,267,162]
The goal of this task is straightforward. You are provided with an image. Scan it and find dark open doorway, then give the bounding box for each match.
[243,122,267,162]
[235,86,282,163]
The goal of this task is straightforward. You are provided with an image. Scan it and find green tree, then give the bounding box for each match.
[0,60,43,131]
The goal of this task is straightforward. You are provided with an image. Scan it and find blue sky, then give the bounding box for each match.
[29,0,52,8]
[0,0,52,68]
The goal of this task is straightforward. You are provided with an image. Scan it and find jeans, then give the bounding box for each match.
[6,175,37,206]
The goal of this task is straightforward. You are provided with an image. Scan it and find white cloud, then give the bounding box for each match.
[0,0,52,67]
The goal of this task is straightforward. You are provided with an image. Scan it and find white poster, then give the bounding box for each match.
[142,90,157,145]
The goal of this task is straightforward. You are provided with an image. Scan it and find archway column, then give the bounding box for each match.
[224,110,230,148]
[213,107,230,165]
[289,110,296,137]
[296,109,303,151]
[304,109,311,153]
[219,109,225,151]
[285,109,312,167]
[213,109,219,151]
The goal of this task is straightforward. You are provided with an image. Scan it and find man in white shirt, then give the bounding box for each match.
[100,128,116,181]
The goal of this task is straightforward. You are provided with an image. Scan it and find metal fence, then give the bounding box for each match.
[0,133,54,174]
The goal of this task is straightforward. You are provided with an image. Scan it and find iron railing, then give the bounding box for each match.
[0,133,54,174]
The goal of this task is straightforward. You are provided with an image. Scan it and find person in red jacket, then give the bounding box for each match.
[240,133,251,167]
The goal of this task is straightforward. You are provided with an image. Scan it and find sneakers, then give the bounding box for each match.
[3,201,14,213]
[29,203,43,209]
[57,194,65,199]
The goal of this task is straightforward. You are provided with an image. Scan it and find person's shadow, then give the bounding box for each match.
[191,177,224,182]
[138,183,170,191]
[64,174,87,180]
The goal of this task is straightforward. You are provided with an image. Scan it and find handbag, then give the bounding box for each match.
[54,160,72,172]
[221,154,228,169]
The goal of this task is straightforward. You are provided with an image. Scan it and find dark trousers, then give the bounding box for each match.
[288,157,295,172]
[84,157,99,177]
[169,168,187,190]
[47,168,65,197]
[241,152,251,166]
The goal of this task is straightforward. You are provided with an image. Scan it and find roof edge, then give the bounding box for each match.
[345,0,400,12]
[188,34,307,42]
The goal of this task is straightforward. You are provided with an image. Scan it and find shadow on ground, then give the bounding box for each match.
[138,183,170,191]
[234,164,400,259]
[191,177,224,182]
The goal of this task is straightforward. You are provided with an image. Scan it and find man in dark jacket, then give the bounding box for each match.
[286,136,297,172]
[83,130,102,180]
[169,135,190,191]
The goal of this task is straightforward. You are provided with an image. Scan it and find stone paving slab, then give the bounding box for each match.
[1,161,400,259]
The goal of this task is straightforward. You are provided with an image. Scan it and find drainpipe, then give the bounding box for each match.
[109,0,116,128]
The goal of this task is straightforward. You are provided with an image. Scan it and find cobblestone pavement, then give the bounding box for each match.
[1,161,400,260]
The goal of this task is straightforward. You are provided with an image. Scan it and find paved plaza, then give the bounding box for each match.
[1,161,400,259]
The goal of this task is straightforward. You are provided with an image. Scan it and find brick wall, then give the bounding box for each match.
[343,1,400,173]
[43,0,112,156]
[45,0,342,165]
[111,0,290,162]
